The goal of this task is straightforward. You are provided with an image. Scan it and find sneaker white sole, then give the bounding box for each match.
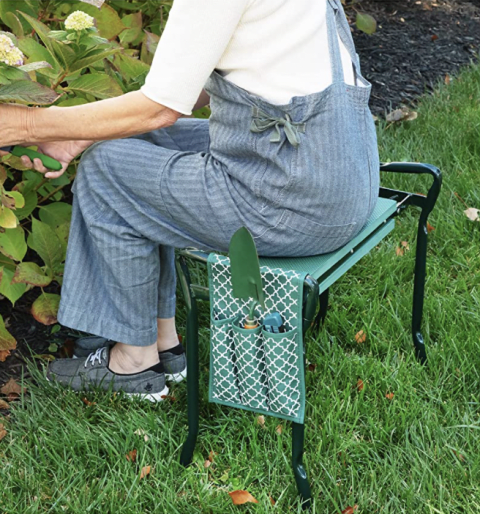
[124,384,169,402]
[46,377,169,402]
[165,366,187,384]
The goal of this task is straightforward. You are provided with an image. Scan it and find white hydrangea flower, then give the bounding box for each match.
[65,10,95,31]
[0,34,24,66]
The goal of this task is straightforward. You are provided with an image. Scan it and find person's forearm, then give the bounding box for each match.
[3,91,180,146]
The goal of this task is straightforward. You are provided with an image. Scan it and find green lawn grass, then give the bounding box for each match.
[1,65,480,514]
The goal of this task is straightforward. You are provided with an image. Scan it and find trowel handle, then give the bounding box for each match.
[1,145,62,171]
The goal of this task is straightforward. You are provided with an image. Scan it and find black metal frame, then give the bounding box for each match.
[175,162,442,509]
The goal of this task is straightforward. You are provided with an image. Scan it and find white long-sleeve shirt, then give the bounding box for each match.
[140,0,355,115]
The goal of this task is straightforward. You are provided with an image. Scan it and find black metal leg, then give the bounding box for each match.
[180,296,199,466]
[412,216,429,364]
[176,256,200,466]
[292,422,312,509]
[312,288,329,333]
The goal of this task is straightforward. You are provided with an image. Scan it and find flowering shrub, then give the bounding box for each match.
[0,34,24,66]
[0,0,185,352]
[64,10,95,31]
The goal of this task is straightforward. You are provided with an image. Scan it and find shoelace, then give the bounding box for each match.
[84,347,106,368]
[250,108,306,147]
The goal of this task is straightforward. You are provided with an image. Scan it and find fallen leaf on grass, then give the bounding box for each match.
[134,429,149,442]
[82,398,96,407]
[307,363,317,372]
[386,392,395,400]
[1,378,26,400]
[464,208,480,222]
[228,490,259,505]
[269,496,276,506]
[0,399,10,410]
[257,415,265,427]
[396,241,410,256]
[355,330,366,344]
[275,424,283,435]
[357,379,364,392]
[160,394,176,402]
[139,465,151,479]
[427,222,435,233]
[452,450,466,462]
[445,74,451,85]
[342,506,358,514]
[204,459,212,469]
[0,350,11,362]
[207,450,217,463]
[126,449,137,463]
[386,107,418,123]
[0,423,6,442]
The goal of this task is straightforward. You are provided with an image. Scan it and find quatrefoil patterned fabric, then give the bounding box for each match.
[208,254,307,423]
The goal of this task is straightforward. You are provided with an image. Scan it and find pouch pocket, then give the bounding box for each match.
[232,321,269,411]
[210,315,241,404]
[262,327,302,418]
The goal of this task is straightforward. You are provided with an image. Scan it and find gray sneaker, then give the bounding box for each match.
[72,336,187,383]
[47,346,169,402]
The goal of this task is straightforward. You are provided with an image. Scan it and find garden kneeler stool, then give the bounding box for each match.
[176,162,442,508]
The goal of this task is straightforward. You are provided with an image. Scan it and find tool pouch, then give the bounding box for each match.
[208,254,307,423]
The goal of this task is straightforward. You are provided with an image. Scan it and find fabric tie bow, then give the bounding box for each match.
[250,108,306,147]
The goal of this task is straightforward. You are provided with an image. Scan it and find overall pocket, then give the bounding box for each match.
[210,315,241,404]
[232,320,270,411]
[262,327,303,418]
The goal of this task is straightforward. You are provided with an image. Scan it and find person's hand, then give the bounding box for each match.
[0,140,95,179]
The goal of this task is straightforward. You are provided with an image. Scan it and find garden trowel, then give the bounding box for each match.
[1,145,62,171]
[229,227,265,327]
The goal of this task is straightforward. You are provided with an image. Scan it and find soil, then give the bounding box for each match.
[2,0,480,402]
[352,0,480,114]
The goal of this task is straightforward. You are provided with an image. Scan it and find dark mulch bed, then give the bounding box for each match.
[353,0,480,114]
[2,0,480,396]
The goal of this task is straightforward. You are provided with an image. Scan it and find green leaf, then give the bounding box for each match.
[48,30,69,42]
[55,222,70,255]
[0,1,37,32]
[2,191,25,210]
[38,202,72,229]
[0,207,18,229]
[67,72,123,99]
[17,37,61,78]
[69,47,119,73]
[356,12,377,35]
[56,97,89,107]
[29,218,64,273]
[114,53,150,83]
[0,267,27,306]
[0,62,30,84]
[0,255,15,271]
[19,61,53,73]
[3,12,24,39]
[31,293,61,325]
[18,12,75,70]
[11,182,38,221]
[119,12,143,46]
[0,80,61,105]
[140,31,159,66]
[0,313,16,352]
[12,262,52,287]
[70,2,125,40]
[0,226,27,261]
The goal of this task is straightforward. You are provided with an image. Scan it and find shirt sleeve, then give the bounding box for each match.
[140,0,250,115]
